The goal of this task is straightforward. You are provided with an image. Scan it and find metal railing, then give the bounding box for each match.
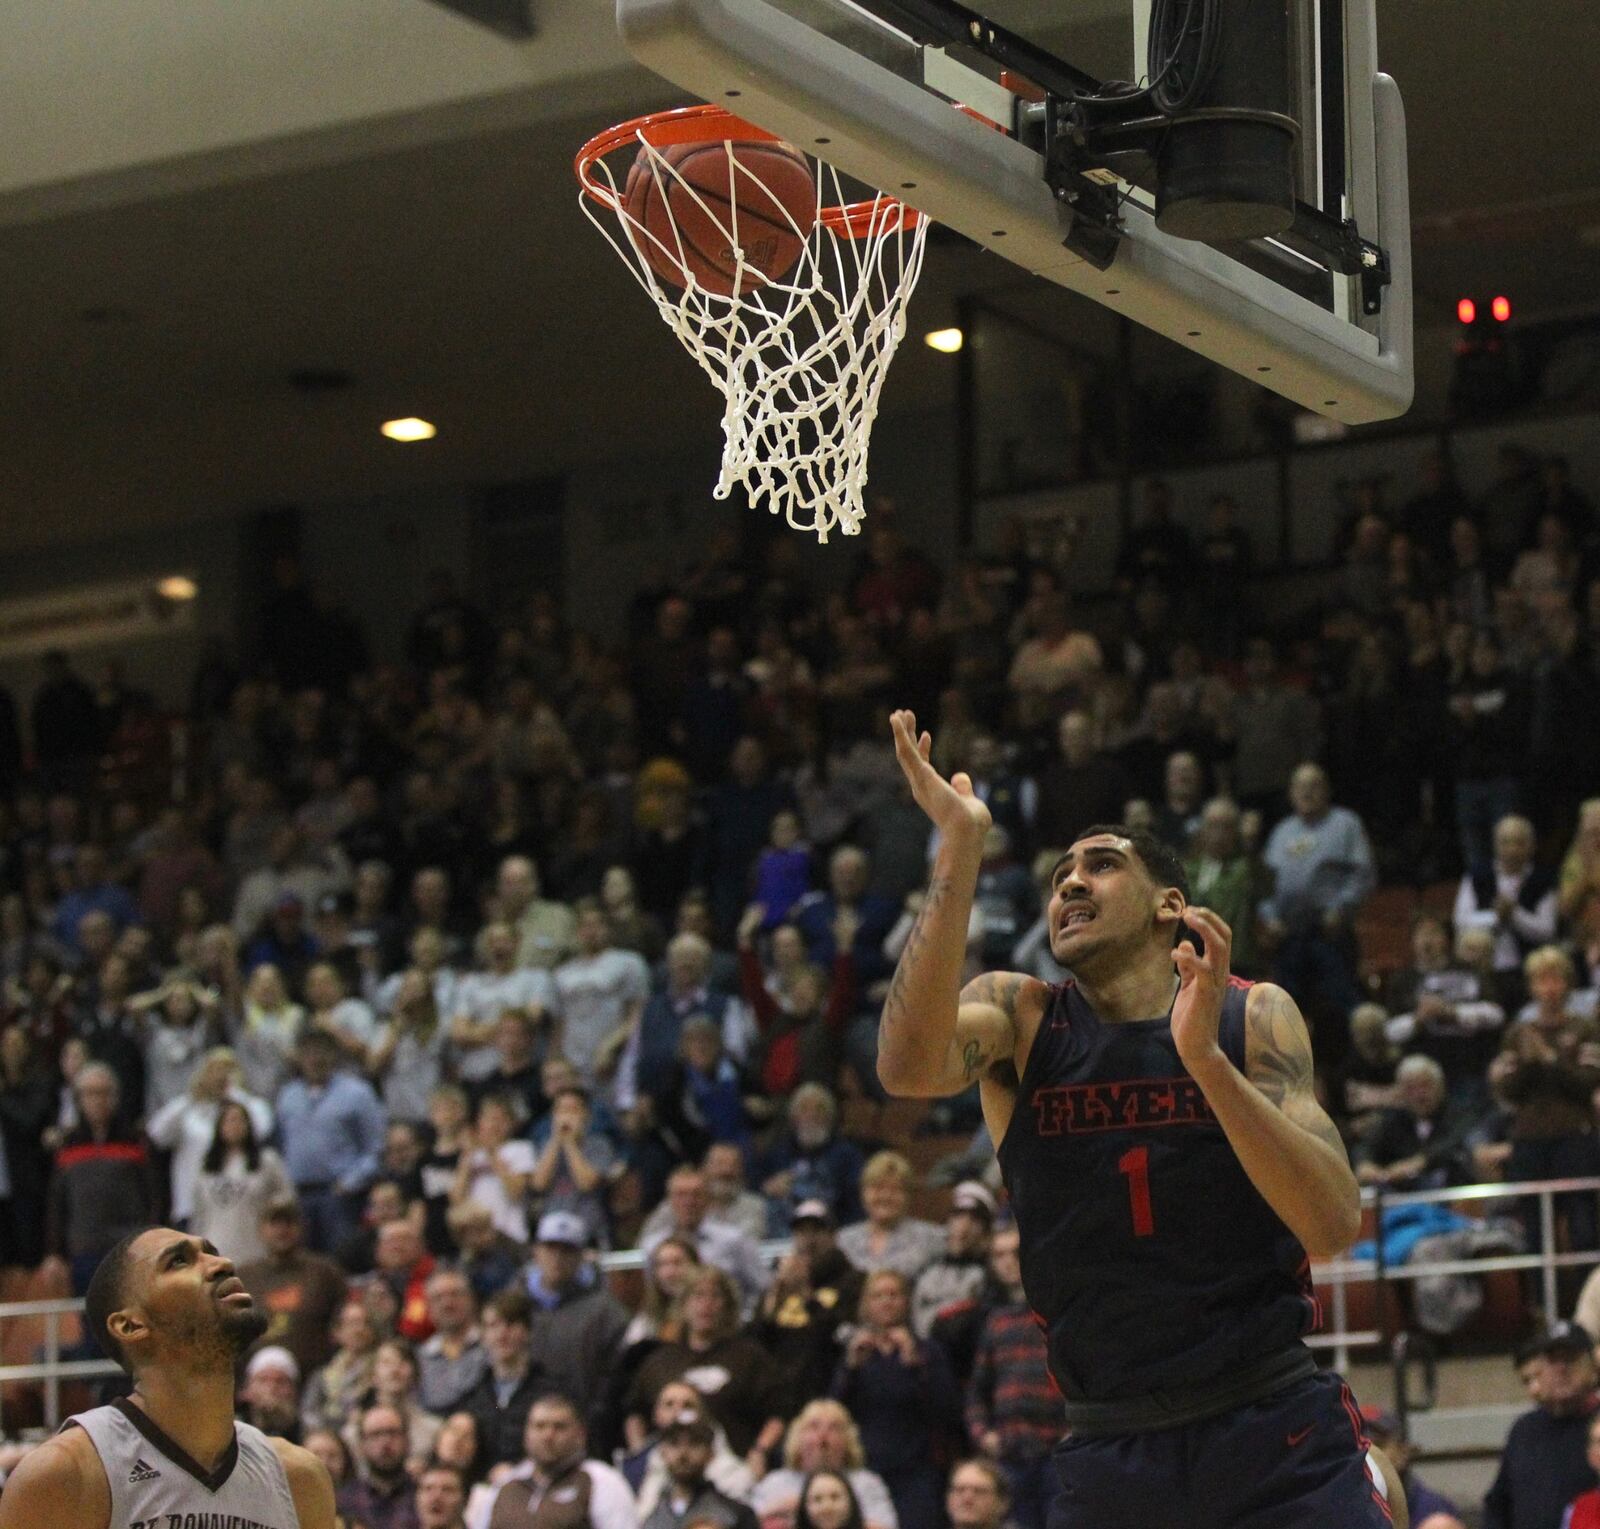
[1307,1173,1600,1452]
[0,1240,796,1434]
[0,1185,1590,1440]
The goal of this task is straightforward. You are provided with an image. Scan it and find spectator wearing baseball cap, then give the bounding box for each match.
[525,1211,631,1429]
[911,1182,997,1342]
[639,1406,759,1529]
[241,1345,303,1441]
[1358,1408,1464,1529]
[752,1202,865,1417]
[1484,1321,1599,1529]
[242,882,321,989]
[237,1196,350,1375]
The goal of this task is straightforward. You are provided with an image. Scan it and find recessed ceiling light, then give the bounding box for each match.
[381,417,437,442]
[924,327,964,353]
[157,575,199,601]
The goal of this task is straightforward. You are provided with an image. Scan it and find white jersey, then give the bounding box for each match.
[64,1398,298,1529]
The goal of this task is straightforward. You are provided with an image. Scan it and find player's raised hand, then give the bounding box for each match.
[1171,906,1233,1071]
[889,709,991,842]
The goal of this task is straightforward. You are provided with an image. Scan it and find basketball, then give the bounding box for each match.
[624,139,816,297]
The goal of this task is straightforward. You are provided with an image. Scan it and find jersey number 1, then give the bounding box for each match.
[1118,1146,1155,1237]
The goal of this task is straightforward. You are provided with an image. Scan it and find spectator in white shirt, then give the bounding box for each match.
[145,1047,275,1226]
[373,927,461,1025]
[304,960,379,1067]
[468,1393,637,1529]
[450,922,556,1084]
[1455,814,1559,977]
[643,1165,770,1314]
[751,1400,899,1529]
[641,1142,769,1247]
[189,1097,293,1263]
[552,902,651,1088]
[451,1092,537,1243]
[369,967,452,1124]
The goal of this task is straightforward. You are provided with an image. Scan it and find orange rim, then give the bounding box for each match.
[575,103,921,238]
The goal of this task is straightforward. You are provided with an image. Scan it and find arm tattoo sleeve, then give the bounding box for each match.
[880,876,951,1036]
[1250,988,1347,1155]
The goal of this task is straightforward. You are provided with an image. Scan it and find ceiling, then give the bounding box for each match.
[0,0,1596,552]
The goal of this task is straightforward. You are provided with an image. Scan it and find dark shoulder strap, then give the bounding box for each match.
[1217,978,1254,1073]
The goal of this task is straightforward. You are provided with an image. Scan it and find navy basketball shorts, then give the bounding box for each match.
[1047,1372,1393,1529]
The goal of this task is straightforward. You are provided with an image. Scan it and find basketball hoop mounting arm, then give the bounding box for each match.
[844,0,1394,305]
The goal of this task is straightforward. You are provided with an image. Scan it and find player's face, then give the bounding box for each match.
[122,1230,269,1367]
[1047,837,1175,967]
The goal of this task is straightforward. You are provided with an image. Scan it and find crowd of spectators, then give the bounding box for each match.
[0,441,1597,1525]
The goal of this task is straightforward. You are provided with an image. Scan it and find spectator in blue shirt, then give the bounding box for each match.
[793,847,897,990]
[51,844,139,953]
[758,1084,866,1230]
[275,1027,387,1255]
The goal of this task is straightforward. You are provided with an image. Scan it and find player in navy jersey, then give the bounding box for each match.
[877,709,1407,1529]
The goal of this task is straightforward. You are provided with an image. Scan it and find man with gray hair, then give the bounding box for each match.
[1355,1055,1473,1191]
[622,931,754,1108]
[1182,797,1259,975]
[42,1063,159,1293]
[1453,813,1557,977]
[756,1084,867,1226]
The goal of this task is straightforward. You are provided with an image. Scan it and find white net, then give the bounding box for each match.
[579,113,930,542]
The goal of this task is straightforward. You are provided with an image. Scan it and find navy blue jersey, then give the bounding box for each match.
[996,977,1318,1403]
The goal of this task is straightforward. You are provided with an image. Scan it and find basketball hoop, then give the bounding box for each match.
[576,105,930,542]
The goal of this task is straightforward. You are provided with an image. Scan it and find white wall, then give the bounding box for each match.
[0,0,628,224]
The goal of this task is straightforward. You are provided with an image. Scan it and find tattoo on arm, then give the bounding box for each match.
[1249,988,1311,1107]
[880,876,951,1038]
[961,1039,983,1082]
[963,972,1028,1020]
[1250,988,1346,1155]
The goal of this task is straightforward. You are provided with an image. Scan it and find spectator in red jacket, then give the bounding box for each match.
[1565,1412,1600,1529]
[374,1219,436,1343]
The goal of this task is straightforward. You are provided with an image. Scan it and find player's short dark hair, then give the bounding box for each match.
[1068,825,1191,903]
[84,1228,153,1374]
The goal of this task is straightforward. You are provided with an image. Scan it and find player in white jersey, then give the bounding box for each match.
[0,1227,335,1529]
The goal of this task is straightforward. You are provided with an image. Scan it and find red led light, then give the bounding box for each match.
[1457,298,1477,325]
[1492,295,1512,322]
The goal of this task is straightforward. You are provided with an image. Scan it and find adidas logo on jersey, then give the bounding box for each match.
[128,1457,161,1483]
